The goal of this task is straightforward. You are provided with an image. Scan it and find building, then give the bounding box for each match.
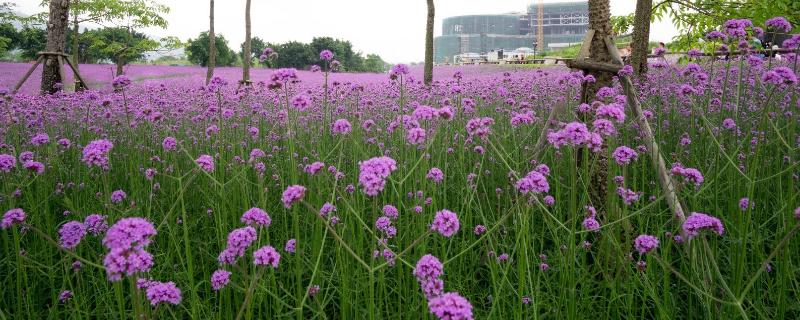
[434,1,588,63]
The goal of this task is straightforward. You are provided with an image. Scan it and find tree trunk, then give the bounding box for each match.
[206,0,215,85]
[630,0,652,76]
[424,0,435,86]
[72,12,84,91]
[116,57,124,76]
[241,0,251,83]
[41,0,71,94]
[583,0,613,215]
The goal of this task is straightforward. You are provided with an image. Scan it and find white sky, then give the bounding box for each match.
[11,0,678,63]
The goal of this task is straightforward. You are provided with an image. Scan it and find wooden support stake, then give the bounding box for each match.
[578,29,595,59]
[601,36,687,223]
[56,56,68,88]
[12,56,44,95]
[64,57,88,90]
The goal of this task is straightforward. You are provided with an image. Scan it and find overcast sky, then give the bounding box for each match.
[12,0,678,63]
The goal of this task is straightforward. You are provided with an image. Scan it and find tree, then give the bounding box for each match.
[206,0,214,84]
[583,0,614,216]
[652,0,799,49]
[17,26,47,60]
[630,0,652,76]
[83,27,168,75]
[240,36,265,67]
[186,31,236,67]
[241,0,251,83]
[274,41,314,69]
[41,0,70,94]
[424,0,434,85]
[362,53,388,73]
[0,22,17,56]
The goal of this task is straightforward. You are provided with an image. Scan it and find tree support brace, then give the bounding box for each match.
[12,51,89,95]
[535,29,688,225]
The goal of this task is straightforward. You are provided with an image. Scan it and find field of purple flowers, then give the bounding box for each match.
[1,21,800,319]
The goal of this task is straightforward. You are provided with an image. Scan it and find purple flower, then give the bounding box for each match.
[30,133,50,146]
[634,234,659,254]
[612,146,638,165]
[112,75,131,88]
[162,137,177,151]
[762,67,798,85]
[59,221,87,249]
[427,167,444,183]
[582,217,600,232]
[59,290,73,303]
[211,269,231,290]
[254,245,281,268]
[291,94,311,111]
[765,16,792,32]
[284,239,296,253]
[196,154,215,172]
[382,205,399,219]
[23,161,45,174]
[102,217,157,250]
[145,281,182,306]
[241,207,271,227]
[281,185,306,208]
[320,202,337,216]
[683,212,725,239]
[407,127,427,145]
[473,224,486,235]
[738,198,751,211]
[0,154,16,172]
[331,119,352,135]
[103,248,154,281]
[431,209,460,237]
[320,49,334,61]
[271,68,298,82]
[82,139,113,169]
[358,156,398,196]
[616,187,641,205]
[110,190,126,204]
[515,170,549,194]
[1,208,26,229]
[84,214,109,235]
[428,292,474,320]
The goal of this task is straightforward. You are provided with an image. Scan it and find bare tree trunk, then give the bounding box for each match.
[424,0,435,86]
[630,0,652,76]
[241,0,251,84]
[71,11,84,91]
[206,0,215,85]
[41,0,71,94]
[116,57,124,76]
[583,0,613,215]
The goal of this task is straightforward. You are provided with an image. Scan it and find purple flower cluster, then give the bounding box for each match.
[358,156,398,196]
[241,207,271,227]
[331,119,352,135]
[427,167,444,184]
[58,221,87,249]
[612,146,638,165]
[145,281,182,306]
[0,154,16,172]
[683,212,725,239]
[254,245,281,268]
[515,167,550,194]
[428,292,474,320]
[465,117,494,139]
[431,209,460,237]
[211,269,231,290]
[196,154,215,172]
[218,226,257,265]
[82,139,114,169]
[102,218,157,281]
[1,208,26,229]
[414,254,444,299]
[634,234,659,254]
[281,185,306,208]
[765,16,792,32]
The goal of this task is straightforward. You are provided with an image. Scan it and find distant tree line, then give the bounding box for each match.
[184,33,389,73]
